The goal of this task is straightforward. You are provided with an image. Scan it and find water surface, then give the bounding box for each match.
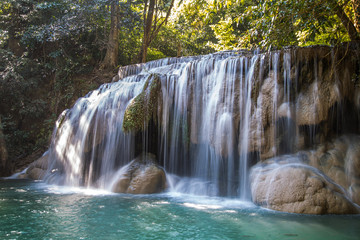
[1,179,359,239]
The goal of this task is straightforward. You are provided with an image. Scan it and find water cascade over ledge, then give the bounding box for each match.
[27,44,360,214]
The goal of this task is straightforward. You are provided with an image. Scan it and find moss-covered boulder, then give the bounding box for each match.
[122,74,161,132]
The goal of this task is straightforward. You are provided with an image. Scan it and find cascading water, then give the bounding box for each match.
[44,75,146,188]
[157,52,266,197]
[42,45,360,204]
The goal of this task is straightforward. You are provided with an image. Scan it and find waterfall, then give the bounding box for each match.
[44,76,144,188]
[42,46,360,201]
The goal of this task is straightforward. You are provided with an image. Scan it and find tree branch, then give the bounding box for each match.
[148,0,175,45]
[334,0,360,40]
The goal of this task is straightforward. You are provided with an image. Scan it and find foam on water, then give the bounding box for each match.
[36,182,114,196]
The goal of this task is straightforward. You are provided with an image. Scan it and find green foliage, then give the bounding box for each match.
[165,0,357,52]
[0,30,8,47]
[170,0,218,55]
[0,0,112,162]
[236,0,355,49]
[146,48,167,62]
[118,24,143,65]
[0,49,48,157]
[149,26,178,57]
[209,18,237,51]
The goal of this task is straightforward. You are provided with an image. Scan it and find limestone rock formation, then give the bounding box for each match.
[306,135,360,205]
[251,163,359,214]
[251,135,360,214]
[112,153,166,194]
[244,46,359,159]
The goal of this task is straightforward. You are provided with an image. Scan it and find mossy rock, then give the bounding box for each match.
[122,74,161,132]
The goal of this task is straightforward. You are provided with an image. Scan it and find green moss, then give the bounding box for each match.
[122,74,161,132]
[57,111,68,129]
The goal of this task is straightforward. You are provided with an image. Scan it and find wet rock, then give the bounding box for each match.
[295,80,341,126]
[314,135,360,205]
[25,153,49,180]
[251,158,360,214]
[213,111,235,158]
[27,168,46,180]
[350,182,360,204]
[252,135,360,213]
[122,74,162,133]
[259,72,283,126]
[277,102,292,119]
[242,72,281,156]
[112,153,166,194]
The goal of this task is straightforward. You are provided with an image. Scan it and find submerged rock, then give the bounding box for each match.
[112,153,166,194]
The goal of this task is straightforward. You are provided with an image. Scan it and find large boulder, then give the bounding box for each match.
[23,152,49,180]
[251,155,360,214]
[111,153,166,194]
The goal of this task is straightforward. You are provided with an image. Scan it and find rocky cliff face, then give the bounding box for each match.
[24,43,360,214]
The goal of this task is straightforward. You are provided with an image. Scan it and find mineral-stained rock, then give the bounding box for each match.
[251,155,360,214]
[25,153,49,180]
[112,153,166,194]
[309,135,360,205]
[251,134,360,213]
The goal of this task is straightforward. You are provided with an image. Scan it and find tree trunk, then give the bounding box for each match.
[335,1,360,41]
[139,0,175,63]
[177,42,182,57]
[0,116,9,176]
[353,0,360,33]
[101,1,120,69]
[140,0,156,63]
[8,30,24,57]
